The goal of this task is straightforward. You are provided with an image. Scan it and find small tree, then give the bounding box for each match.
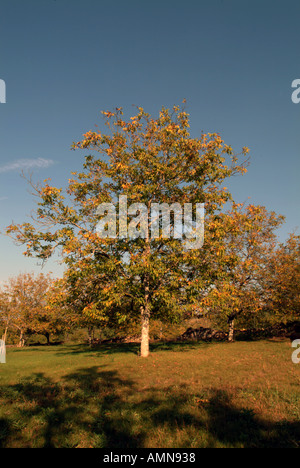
[0,290,16,343]
[263,234,300,324]
[199,204,284,340]
[48,264,117,346]
[0,272,63,346]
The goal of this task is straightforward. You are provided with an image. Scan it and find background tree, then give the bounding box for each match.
[199,203,285,341]
[263,234,300,324]
[0,272,63,346]
[48,263,122,346]
[0,289,16,343]
[6,104,249,356]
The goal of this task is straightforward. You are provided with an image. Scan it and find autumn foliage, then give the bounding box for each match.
[4,104,298,350]
[0,272,66,346]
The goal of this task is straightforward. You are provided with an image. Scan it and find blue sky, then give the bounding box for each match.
[0,0,299,283]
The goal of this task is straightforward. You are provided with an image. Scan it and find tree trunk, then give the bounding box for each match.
[228,317,235,342]
[2,326,8,343]
[45,332,50,345]
[141,306,150,357]
[18,330,25,347]
[88,326,94,347]
[140,216,151,358]
[159,322,163,340]
[140,272,150,357]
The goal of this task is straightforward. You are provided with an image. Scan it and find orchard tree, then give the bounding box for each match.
[263,234,300,323]
[1,272,62,346]
[48,263,129,346]
[0,289,16,343]
[199,203,284,341]
[6,104,249,356]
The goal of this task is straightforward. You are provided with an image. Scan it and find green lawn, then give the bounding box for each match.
[0,339,299,448]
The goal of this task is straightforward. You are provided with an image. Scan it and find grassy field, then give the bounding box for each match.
[0,339,299,448]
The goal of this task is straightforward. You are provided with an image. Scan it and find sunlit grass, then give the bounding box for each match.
[0,339,299,447]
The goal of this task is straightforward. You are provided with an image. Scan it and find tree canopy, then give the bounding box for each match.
[6,104,250,355]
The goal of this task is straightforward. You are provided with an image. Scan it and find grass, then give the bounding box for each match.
[0,339,299,448]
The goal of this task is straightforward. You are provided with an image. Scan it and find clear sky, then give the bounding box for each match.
[0,0,299,283]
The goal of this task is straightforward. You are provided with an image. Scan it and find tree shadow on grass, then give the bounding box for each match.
[0,368,299,448]
[204,389,300,448]
[55,343,141,357]
[144,386,300,448]
[0,367,144,448]
[150,340,211,353]
[54,340,208,358]
[0,418,11,448]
